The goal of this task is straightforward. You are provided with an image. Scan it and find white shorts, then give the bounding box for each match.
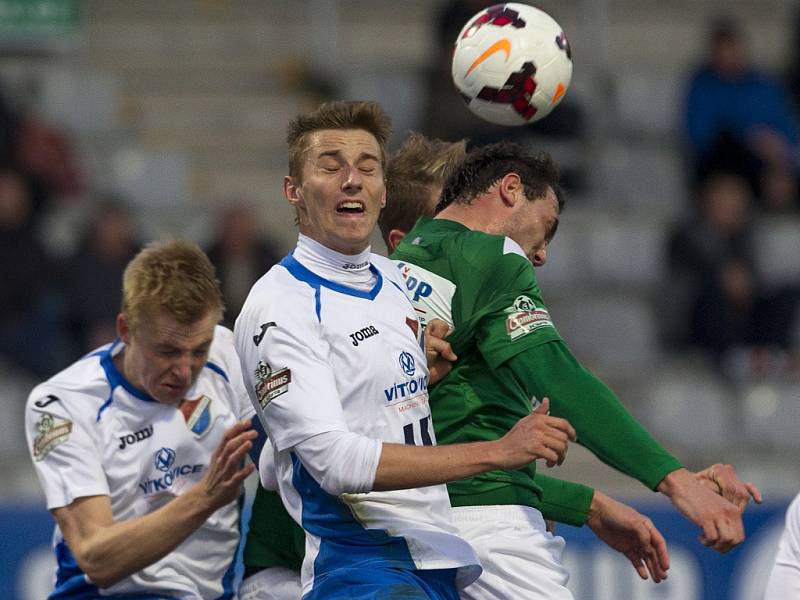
[453,504,573,600]
[765,492,800,598]
[238,566,302,600]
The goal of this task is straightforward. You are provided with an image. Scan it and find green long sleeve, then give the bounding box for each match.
[504,340,683,490]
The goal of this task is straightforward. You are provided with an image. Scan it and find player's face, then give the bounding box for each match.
[510,186,560,266]
[117,308,218,405]
[285,128,386,255]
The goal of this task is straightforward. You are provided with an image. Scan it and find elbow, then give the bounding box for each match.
[72,546,124,589]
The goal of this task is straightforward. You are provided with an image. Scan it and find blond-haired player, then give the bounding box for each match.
[26,239,257,599]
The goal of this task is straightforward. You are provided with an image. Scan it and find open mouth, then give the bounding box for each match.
[336,201,365,214]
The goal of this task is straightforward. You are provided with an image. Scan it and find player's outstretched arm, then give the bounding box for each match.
[695,463,763,511]
[373,398,575,491]
[656,468,745,553]
[586,491,669,583]
[51,420,256,588]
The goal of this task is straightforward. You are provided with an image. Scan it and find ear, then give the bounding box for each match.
[380,186,387,209]
[116,313,130,343]
[387,229,406,253]
[284,175,304,209]
[498,172,523,207]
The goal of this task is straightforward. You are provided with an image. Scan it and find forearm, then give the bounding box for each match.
[373,440,501,491]
[70,489,217,587]
[507,342,682,489]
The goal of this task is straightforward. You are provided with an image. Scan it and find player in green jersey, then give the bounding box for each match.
[389,139,762,599]
[238,133,677,599]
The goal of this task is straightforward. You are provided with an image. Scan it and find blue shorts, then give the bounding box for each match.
[303,566,459,600]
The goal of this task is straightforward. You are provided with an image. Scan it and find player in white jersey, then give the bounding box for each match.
[26,240,258,599]
[764,491,800,597]
[234,100,577,600]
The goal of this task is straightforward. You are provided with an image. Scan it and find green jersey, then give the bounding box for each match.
[243,487,305,573]
[392,216,681,514]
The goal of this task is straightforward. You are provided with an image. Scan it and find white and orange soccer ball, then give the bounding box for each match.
[451,3,572,126]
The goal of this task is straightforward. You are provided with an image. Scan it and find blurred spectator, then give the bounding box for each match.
[683,17,799,197]
[0,168,65,377]
[758,162,800,212]
[63,199,139,354]
[666,172,799,367]
[206,202,281,329]
[0,81,82,224]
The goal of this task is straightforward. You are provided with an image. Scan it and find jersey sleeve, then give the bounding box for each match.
[503,340,683,490]
[25,387,109,509]
[533,474,594,527]
[453,243,561,370]
[234,283,351,452]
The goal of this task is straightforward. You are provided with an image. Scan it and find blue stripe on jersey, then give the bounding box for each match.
[290,453,416,579]
[247,414,268,465]
[205,360,230,383]
[50,540,99,599]
[279,255,383,301]
[303,566,459,600]
[96,344,157,421]
[98,343,156,403]
[50,540,199,599]
[217,494,245,600]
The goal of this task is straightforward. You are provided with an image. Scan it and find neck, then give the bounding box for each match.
[294,233,376,290]
[437,200,501,236]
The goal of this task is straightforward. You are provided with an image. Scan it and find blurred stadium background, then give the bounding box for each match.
[1,1,799,598]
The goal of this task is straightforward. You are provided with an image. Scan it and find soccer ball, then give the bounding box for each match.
[451,3,572,126]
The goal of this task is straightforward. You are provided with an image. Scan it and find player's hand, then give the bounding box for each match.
[496,397,576,469]
[695,463,763,512]
[424,319,457,385]
[199,420,257,511]
[657,468,745,553]
[586,491,669,583]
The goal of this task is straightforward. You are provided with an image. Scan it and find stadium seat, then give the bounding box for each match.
[547,289,660,372]
[36,67,121,134]
[741,380,800,450]
[634,364,734,451]
[753,215,800,289]
[597,141,688,220]
[585,216,667,290]
[611,70,682,139]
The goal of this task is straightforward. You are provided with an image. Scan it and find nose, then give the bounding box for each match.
[342,164,363,192]
[532,246,547,267]
[172,356,193,384]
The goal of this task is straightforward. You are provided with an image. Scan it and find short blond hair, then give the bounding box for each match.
[121,240,224,332]
[379,132,467,247]
[287,100,392,181]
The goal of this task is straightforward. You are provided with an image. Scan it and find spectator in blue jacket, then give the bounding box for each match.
[683,17,799,196]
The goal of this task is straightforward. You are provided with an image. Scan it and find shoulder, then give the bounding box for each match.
[205,326,241,382]
[454,230,530,273]
[238,262,320,325]
[26,349,111,421]
[370,253,404,286]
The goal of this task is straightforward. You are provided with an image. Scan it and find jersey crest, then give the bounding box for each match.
[179,395,212,436]
[504,295,554,340]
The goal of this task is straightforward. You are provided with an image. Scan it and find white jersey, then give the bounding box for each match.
[234,248,481,596]
[25,326,254,600]
[765,491,800,598]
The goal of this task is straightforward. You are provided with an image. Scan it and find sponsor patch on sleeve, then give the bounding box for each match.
[254,361,292,409]
[32,413,73,461]
[504,295,554,340]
